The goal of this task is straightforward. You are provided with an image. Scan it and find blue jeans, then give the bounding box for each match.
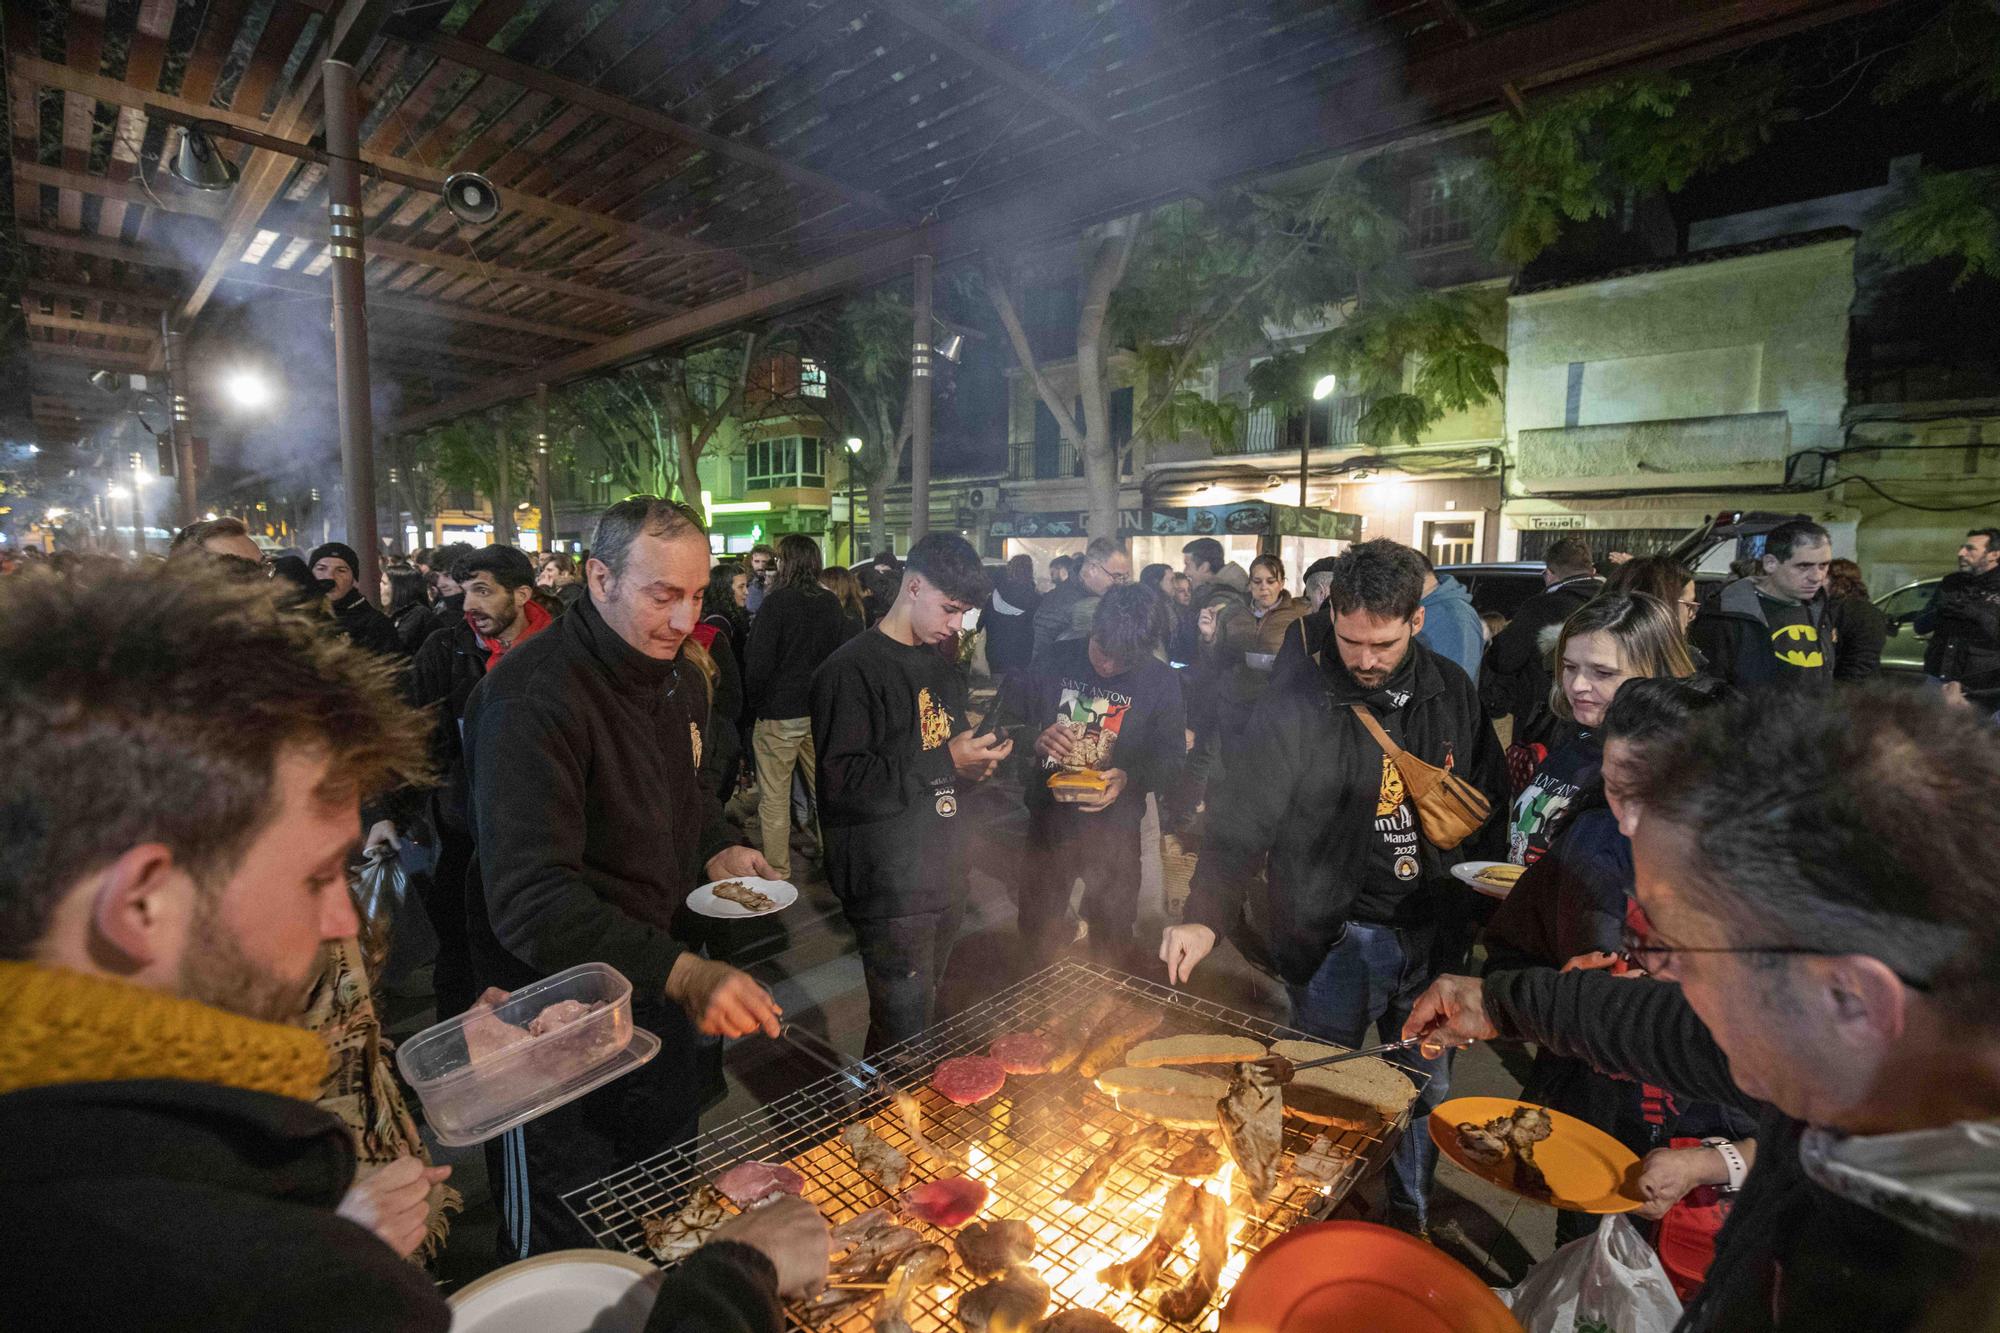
[1284,921,1451,1228]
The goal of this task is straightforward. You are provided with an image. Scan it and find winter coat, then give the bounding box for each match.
[743,582,856,721]
[1829,593,1889,681]
[983,578,1042,674]
[408,620,491,829]
[1486,967,2000,1332]
[1689,577,1837,691]
[1479,574,1604,742]
[1174,564,1251,724]
[1185,638,1507,984]
[1417,573,1485,681]
[391,603,433,656]
[1208,590,1311,707]
[1919,566,2000,689]
[1031,578,1097,664]
[329,587,406,658]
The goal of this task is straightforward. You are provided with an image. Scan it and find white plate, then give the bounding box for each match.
[450,1250,661,1333]
[687,875,798,919]
[1452,860,1523,899]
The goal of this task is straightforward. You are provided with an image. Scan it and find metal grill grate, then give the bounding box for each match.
[564,961,1422,1331]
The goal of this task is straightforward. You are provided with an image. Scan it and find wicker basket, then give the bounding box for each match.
[1160,830,1200,922]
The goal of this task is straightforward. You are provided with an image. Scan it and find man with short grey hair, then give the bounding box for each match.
[461,496,781,1258]
[1032,536,1132,663]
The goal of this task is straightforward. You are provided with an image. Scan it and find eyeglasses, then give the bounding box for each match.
[1619,923,1932,991]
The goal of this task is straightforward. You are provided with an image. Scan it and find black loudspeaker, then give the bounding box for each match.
[442,172,501,225]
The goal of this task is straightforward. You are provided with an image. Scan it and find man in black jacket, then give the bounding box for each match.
[1031,536,1131,664]
[1164,539,1506,1233]
[1004,583,1186,972]
[1408,685,2000,1332]
[1688,518,1836,692]
[1479,536,1603,749]
[744,533,857,881]
[1917,527,2000,695]
[812,533,1013,1053]
[407,544,554,1017]
[311,541,405,657]
[461,498,781,1259]
[421,541,476,639]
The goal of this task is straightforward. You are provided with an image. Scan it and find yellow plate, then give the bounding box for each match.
[1429,1096,1643,1213]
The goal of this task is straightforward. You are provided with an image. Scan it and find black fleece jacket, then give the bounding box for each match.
[1186,639,1506,984]
[1006,636,1186,825]
[460,594,740,999]
[744,582,856,721]
[407,619,488,829]
[1486,967,1980,1332]
[811,627,969,920]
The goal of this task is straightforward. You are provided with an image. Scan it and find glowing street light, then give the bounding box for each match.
[1312,374,1338,401]
[106,484,131,501]
[222,368,277,412]
[845,436,864,454]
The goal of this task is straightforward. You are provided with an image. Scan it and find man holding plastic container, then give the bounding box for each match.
[462,497,783,1260]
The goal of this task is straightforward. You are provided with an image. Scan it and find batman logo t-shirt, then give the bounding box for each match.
[1760,594,1829,683]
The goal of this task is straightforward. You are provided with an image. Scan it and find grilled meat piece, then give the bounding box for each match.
[845,1122,911,1195]
[893,1087,964,1170]
[640,1184,730,1263]
[1164,1136,1223,1180]
[955,1219,1038,1278]
[1038,1313,1125,1333]
[1287,1134,1351,1187]
[1061,1123,1166,1206]
[1217,1059,1284,1204]
[1157,1189,1228,1324]
[1044,996,1120,1074]
[713,879,776,912]
[957,1265,1051,1333]
[875,1242,951,1333]
[1097,1181,1197,1293]
[1074,1007,1166,1080]
[1502,1105,1554,1150]
[1457,1105,1555,1196]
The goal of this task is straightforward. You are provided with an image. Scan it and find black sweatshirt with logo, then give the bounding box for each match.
[811,627,970,921]
[1005,636,1186,827]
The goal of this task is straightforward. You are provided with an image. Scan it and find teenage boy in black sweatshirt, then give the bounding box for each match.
[1002,583,1186,972]
[811,533,1012,1054]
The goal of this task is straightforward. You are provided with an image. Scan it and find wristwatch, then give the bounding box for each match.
[1702,1136,1749,1193]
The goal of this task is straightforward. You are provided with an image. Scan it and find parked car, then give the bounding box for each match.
[1875,578,1939,676]
[1438,561,1727,628]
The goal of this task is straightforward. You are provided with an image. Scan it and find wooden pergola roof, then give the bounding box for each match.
[5,0,1890,446]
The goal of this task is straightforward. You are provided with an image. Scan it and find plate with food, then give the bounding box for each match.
[1430,1097,1642,1213]
[687,875,798,919]
[1451,860,1525,899]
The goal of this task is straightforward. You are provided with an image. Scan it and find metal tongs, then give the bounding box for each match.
[1251,1021,1445,1084]
[775,1022,888,1096]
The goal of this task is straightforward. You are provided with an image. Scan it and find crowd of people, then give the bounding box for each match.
[1,502,1997,1333]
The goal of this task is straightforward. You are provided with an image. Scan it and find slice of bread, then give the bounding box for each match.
[1123,1034,1267,1067]
[1268,1040,1419,1118]
[1116,1090,1220,1130]
[1281,1084,1384,1134]
[1095,1066,1229,1100]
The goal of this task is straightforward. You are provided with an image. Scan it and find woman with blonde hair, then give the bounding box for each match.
[818,564,867,636]
[1506,591,1695,866]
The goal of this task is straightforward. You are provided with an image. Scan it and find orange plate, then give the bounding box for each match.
[1220,1221,1521,1333]
[1430,1096,1643,1214]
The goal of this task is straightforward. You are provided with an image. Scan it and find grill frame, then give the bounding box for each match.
[564,960,1423,1330]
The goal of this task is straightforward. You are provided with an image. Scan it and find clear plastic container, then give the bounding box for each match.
[396,962,660,1147]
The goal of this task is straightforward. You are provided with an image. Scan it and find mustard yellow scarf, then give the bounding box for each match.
[0,961,330,1102]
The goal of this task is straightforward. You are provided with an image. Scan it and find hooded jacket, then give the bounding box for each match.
[1418,573,1485,681]
[1919,566,2000,689]
[1185,638,1506,984]
[983,576,1041,673]
[1689,577,1837,691]
[1479,574,1604,740]
[1487,966,2000,1332]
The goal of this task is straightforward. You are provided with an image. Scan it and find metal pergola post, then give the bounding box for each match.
[323,58,380,600]
[908,248,933,545]
[535,383,556,551]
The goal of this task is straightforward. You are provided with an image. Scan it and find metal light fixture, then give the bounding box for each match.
[170,126,239,192]
[90,369,120,393]
[1312,374,1338,401]
[443,172,501,225]
[935,332,964,364]
[845,436,864,455]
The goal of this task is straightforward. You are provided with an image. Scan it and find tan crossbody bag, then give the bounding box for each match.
[1349,704,1491,852]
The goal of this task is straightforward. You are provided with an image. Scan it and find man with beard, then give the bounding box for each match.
[1405,686,2000,1332]
[310,540,404,657]
[461,498,781,1259]
[408,545,553,1017]
[1161,539,1505,1234]
[812,533,1012,1052]
[1916,527,2000,701]
[0,562,832,1332]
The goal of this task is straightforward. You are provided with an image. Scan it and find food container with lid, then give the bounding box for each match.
[395,961,658,1147]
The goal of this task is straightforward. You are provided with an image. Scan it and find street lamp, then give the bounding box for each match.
[1301,374,1337,513]
[222,367,276,412]
[845,437,864,563]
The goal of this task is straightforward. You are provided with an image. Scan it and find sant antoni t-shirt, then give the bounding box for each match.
[1507,732,1601,866]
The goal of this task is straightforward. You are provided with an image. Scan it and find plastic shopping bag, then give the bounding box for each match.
[352,843,407,976]
[1497,1215,1684,1333]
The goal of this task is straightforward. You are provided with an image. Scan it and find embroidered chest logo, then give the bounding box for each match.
[689,721,702,768]
[1376,752,1407,817]
[917,687,952,751]
[1771,621,1824,669]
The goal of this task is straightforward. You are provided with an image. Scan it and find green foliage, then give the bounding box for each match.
[1874,0,2000,108]
[1481,69,1783,265]
[1870,169,2000,288]
[1355,394,1434,447]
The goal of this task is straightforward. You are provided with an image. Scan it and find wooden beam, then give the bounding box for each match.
[217,271,609,344]
[31,342,154,371]
[20,225,189,269]
[11,160,226,219]
[869,0,1118,143]
[365,328,543,366]
[7,52,272,141]
[389,24,912,223]
[177,0,392,325]
[24,309,157,341]
[22,279,175,311]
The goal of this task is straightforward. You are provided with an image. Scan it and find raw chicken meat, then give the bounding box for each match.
[462,988,533,1063]
[714,1160,807,1208]
[526,998,604,1036]
[901,1175,990,1228]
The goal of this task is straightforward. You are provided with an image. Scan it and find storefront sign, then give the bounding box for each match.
[991,502,1360,542]
[1523,514,1588,530]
